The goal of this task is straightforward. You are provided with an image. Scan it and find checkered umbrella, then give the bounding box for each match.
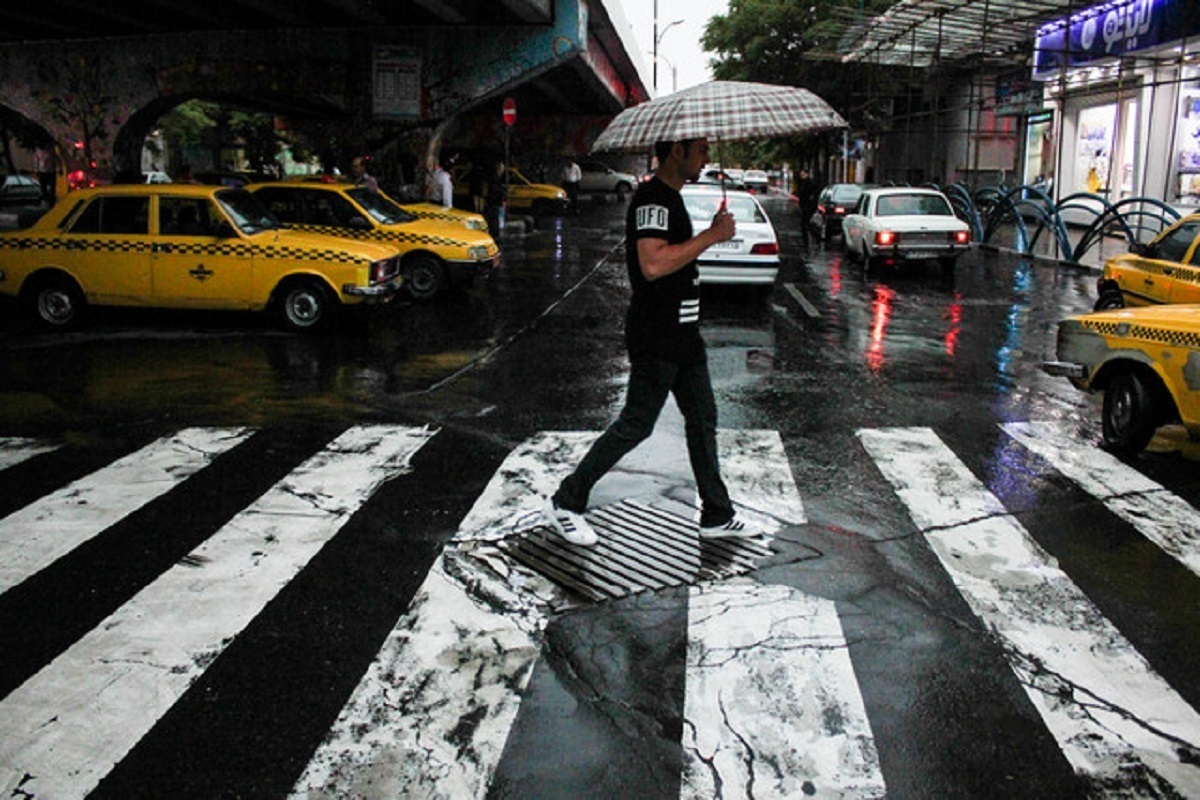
[590,80,847,153]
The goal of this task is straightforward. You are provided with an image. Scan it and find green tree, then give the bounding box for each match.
[702,0,902,167]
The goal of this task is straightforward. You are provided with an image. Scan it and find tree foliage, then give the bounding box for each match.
[701,0,903,167]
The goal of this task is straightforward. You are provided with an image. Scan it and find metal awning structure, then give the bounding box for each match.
[830,0,1083,67]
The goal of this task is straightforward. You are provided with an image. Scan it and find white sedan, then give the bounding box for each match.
[680,184,780,287]
[842,187,970,271]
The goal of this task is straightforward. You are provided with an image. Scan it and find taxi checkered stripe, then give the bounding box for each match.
[0,239,153,254]
[1084,319,1200,349]
[292,223,470,249]
[1,237,374,265]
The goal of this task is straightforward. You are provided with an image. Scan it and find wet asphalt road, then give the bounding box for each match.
[2,194,1200,797]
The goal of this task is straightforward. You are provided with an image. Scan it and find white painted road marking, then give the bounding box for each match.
[0,425,432,799]
[1002,420,1200,578]
[0,437,59,472]
[0,427,254,595]
[785,282,821,318]
[681,580,885,799]
[858,427,1200,796]
[294,427,808,797]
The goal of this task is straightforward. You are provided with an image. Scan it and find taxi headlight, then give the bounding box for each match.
[468,245,489,260]
[557,191,566,199]
[465,219,486,230]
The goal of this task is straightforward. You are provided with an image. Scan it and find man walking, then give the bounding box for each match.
[795,168,819,251]
[540,137,760,546]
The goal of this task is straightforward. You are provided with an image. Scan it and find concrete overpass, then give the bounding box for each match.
[0,0,651,183]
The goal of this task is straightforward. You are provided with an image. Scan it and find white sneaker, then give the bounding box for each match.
[540,497,598,546]
[699,516,762,539]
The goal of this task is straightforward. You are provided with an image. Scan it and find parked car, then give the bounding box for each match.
[579,161,637,194]
[842,186,970,271]
[1043,304,1200,453]
[811,183,870,242]
[680,184,780,288]
[0,184,403,331]
[743,169,770,193]
[248,181,499,301]
[695,168,738,187]
[454,165,568,216]
[282,175,489,232]
[0,174,46,207]
[1094,213,1200,310]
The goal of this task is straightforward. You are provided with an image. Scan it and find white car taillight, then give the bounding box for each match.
[952,230,970,244]
[875,230,898,246]
[750,242,779,255]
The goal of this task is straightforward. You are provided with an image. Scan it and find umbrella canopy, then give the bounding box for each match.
[591,80,847,153]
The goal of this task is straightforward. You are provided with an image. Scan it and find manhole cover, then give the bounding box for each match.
[497,499,775,603]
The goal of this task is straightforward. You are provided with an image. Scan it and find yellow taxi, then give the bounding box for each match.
[0,184,402,331]
[1094,213,1200,309]
[399,201,490,232]
[455,165,568,216]
[248,182,499,300]
[1043,304,1200,453]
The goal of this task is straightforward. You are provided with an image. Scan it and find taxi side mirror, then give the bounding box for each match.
[214,221,237,238]
[1129,241,1148,257]
[348,216,372,230]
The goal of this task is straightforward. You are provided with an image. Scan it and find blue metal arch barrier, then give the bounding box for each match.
[948,183,1182,266]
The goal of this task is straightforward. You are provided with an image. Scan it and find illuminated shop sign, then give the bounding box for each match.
[1032,0,1196,80]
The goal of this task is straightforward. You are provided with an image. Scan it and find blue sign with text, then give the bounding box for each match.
[1032,0,1195,79]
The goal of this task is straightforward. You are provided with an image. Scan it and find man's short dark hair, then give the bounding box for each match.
[654,139,698,164]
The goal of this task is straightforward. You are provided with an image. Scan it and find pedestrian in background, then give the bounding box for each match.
[350,156,378,193]
[562,156,582,215]
[469,162,486,214]
[795,168,818,251]
[485,160,507,237]
[537,137,762,546]
[426,155,454,209]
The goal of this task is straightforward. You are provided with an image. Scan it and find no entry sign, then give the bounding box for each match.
[502,97,516,127]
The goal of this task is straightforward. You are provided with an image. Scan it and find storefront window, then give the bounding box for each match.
[1077,104,1115,195]
[1177,90,1200,208]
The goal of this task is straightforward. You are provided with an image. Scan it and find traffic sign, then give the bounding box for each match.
[502,97,516,127]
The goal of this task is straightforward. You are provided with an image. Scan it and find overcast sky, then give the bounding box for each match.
[616,0,730,95]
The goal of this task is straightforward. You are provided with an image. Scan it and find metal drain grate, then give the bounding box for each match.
[497,499,774,603]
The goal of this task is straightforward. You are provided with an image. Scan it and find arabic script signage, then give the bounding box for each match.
[1032,0,1197,80]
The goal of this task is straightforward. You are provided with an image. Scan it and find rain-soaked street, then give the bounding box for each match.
[3,193,1200,798]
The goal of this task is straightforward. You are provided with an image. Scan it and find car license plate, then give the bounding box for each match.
[712,240,740,250]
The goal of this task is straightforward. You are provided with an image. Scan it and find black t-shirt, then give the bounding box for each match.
[625,177,704,364]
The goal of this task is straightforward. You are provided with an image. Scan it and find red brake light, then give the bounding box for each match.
[834,205,846,214]
[750,242,779,255]
[875,230,897,246]
[953,230,970,244]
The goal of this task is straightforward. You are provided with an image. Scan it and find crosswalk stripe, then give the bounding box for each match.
[291,430,590,797]
[1002,420,1200,578]
[0,427,254,595]
[0,425,432,799]
[681,580,885,799]
[858,426,1200,796]
[0,437,59,472]
[295,426,809,796]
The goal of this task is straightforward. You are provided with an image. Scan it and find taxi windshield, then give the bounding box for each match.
[217,189,282,234]
[348,188,415,225]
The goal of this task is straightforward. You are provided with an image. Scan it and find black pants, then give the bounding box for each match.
[553,354,734,527]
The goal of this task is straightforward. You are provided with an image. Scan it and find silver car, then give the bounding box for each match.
[680,184,780,287]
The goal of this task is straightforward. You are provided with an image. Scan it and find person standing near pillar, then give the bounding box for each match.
[561,156,582,215]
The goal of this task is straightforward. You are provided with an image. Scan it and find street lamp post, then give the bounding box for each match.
[652,0,684,95]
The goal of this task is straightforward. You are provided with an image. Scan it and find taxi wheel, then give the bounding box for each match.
[27,274,86,330]
[277,279,333,332]
[1102,370,1157,454]
[1094,290,1124,311]
[404,256,444,301]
